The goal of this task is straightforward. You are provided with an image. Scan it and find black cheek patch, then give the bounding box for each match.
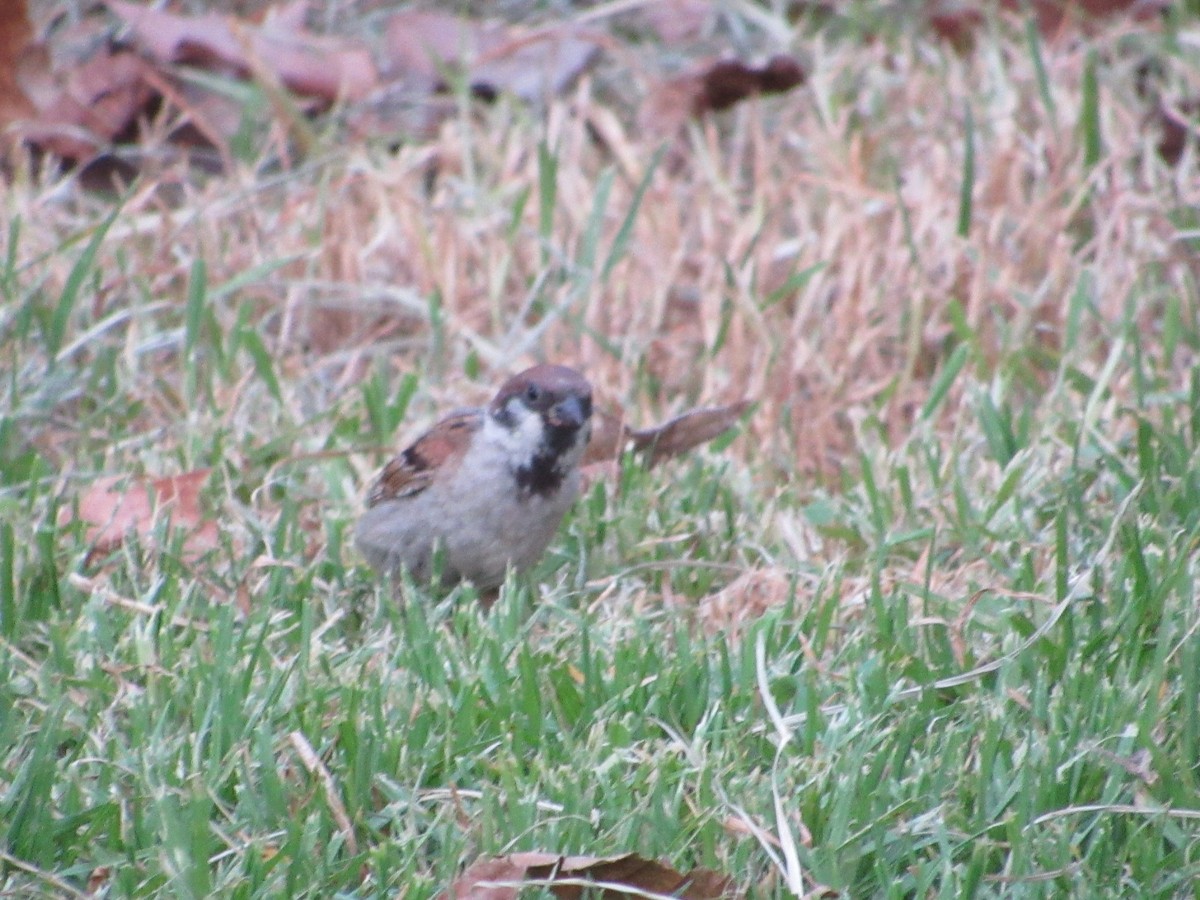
[544,420,580,456]
[514,454,565,496]
[514,422,581,497]
[492,402,517,430]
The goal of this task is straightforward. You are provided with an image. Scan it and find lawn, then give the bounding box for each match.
[3,2,1200,897]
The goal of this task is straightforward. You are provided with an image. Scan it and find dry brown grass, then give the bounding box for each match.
[12,11,1197,458]
[6,6,1200,626]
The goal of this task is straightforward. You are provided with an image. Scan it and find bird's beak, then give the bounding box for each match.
[549,395,588,429]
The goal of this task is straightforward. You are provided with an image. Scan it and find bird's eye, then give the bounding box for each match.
[525,384,542,404]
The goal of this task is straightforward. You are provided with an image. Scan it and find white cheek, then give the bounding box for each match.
[483,403,545,459]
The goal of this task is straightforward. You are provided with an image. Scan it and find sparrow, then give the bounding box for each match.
[355,364,593,590]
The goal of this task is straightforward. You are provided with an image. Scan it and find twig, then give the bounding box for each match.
[288,731,359,856]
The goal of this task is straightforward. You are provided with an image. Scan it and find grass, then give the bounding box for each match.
[4,3,1200,897]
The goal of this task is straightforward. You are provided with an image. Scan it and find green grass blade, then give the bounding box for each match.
[0,522,13,638]
[184,256,207,357]
[538,141,558,264]
[577,167,615,278]
[600,145,664,280]
[1081,49,1102,167]
[209,256,297,302]
[921,344,969,420]
[1025,16,1057,124]
[239,326,283,403]
[764,261,826,309]
[957,105,975,238]
[1,216,19,302]
[46,201,124,366]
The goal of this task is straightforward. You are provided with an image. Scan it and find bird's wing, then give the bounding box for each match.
[366,408,483,507]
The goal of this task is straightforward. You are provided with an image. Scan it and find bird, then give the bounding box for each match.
[355,364,593,591]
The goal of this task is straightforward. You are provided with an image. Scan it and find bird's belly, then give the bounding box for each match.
[355,472,578,588]
[440,485,572,586]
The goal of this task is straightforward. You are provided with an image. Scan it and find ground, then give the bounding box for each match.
[2,2,1200,897]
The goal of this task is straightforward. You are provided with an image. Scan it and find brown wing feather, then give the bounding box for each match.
[366,409,482,507]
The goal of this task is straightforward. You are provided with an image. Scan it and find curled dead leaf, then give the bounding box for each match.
[15,49,155,162]
[697,57,806,114]
[383,11,603,103]
[628,400,752,468]
[699,567,797,637]
[0,4,162,167]
[441,851,736,900]
[1156,98,1200,167]
[107,0,377,103]
[584,401,750,470]
[0,1,37,138]
[63,469,219,562]
[641,56,805,137]
[1011,0,1169,37]
[86,865,112,894]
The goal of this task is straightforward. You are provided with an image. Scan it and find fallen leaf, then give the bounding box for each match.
[382,10,502,82]
[696,57,806,114]
[700,567,796,637]
[1011,0,1169,37]
[441,852,736,899]
[628,400,752,468]
[927,0,1170,44]
[584,401,750,469]
[86,865,111,895]
[382,11,603,103]
[924,2,985,52]
[16,48,155,162]
[15,41,56,111]
[107,0,377,104]
[0,0,37,140]
[472,31,602,103]
[0,4,161,166]
[1156,98,1200,167]
[65,469,219,561]
[641,55,805,137]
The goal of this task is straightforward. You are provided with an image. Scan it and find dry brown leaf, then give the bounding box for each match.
[65,469,219,561]
[924,2,985,52]
[640,56,805,137]
[584,401,749,470]
[107,0,377,104]
[696,57,806,114]
[382,11,603,103]
[0,0,37,139]
[86,865,111,895]
[926,0,1169,46]
[442,851,736,899]
[1012,0,1168,36]
[0,4,157,166]
[15,41,56,111]
[16,48,155,162]
[1156,99,1200,167]
[698,567,796,637]
[628,400,752,468]
[382,10,501,82]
